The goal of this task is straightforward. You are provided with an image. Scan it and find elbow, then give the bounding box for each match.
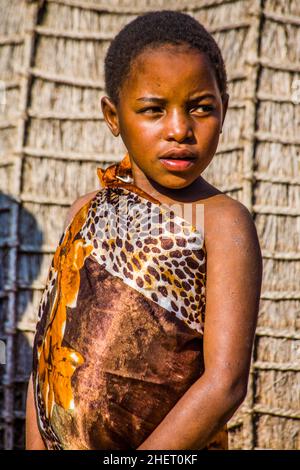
[213,382,247,424]
[231,387,247,408]
[221,379,248,410]
[206,373,248,409]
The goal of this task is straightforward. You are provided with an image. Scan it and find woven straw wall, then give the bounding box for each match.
[0,0,299,450]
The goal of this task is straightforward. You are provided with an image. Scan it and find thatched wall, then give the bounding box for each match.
[0,0,299,450]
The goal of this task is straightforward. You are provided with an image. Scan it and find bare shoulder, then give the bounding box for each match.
[203,193,260,251]
[64,189,100,229]
[193,178,258,244]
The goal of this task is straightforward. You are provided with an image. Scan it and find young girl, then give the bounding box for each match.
[26,10,262,450]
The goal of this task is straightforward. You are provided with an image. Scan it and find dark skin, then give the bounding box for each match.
[101,44,262,450]
[25,44,262,450]
[102,44,227,202]
[102,44,228,231]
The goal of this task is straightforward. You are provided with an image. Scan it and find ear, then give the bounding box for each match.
[220,92,229,133]
[101,96,120,137]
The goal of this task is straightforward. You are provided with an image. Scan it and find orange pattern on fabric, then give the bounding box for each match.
[97,152,161,204]
[97,152,132,187]
[37,202,93,419]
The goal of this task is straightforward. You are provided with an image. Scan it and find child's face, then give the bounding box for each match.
[102,44,228,191]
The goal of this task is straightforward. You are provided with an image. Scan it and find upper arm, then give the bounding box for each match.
[25,374,46,450]
[63,190,99,230]
[203,200,263,397]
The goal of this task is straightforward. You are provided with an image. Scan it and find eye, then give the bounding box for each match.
[139,106,163,114]
[191,105,214,113]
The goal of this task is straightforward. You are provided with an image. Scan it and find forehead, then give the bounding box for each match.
[122,45,219,98]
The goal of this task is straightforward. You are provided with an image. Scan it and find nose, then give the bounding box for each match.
[164,109,193,142]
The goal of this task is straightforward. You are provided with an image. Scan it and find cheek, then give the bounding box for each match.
[126,124,160,151]
[121,130,155,165]
[122,116,154,138]
[196,118,221,144]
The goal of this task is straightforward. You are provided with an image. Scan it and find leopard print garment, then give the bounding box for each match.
[32,153,228,450]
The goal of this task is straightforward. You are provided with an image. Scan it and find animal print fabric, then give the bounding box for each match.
[32,153,228,450]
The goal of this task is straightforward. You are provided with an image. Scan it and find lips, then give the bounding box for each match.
[159,149,197,172]
[158,148,197,171]
[159,148,196,160]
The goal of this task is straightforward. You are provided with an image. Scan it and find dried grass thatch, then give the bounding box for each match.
[0,0,299,450]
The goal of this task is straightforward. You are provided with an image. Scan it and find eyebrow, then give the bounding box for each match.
[136,94,217,103]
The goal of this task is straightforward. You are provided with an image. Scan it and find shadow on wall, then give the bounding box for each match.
[0,191,43,449]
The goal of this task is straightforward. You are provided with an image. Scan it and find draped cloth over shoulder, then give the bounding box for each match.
[32,153,228,450]
[97,152,160,203]
[97,152,133,187]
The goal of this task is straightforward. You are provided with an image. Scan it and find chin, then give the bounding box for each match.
[159,175,198,190]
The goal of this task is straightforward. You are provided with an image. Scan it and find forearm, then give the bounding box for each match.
[26,374,47,450]
[136,373,245,450]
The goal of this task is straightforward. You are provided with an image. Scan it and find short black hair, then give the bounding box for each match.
[104,10,228,106]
